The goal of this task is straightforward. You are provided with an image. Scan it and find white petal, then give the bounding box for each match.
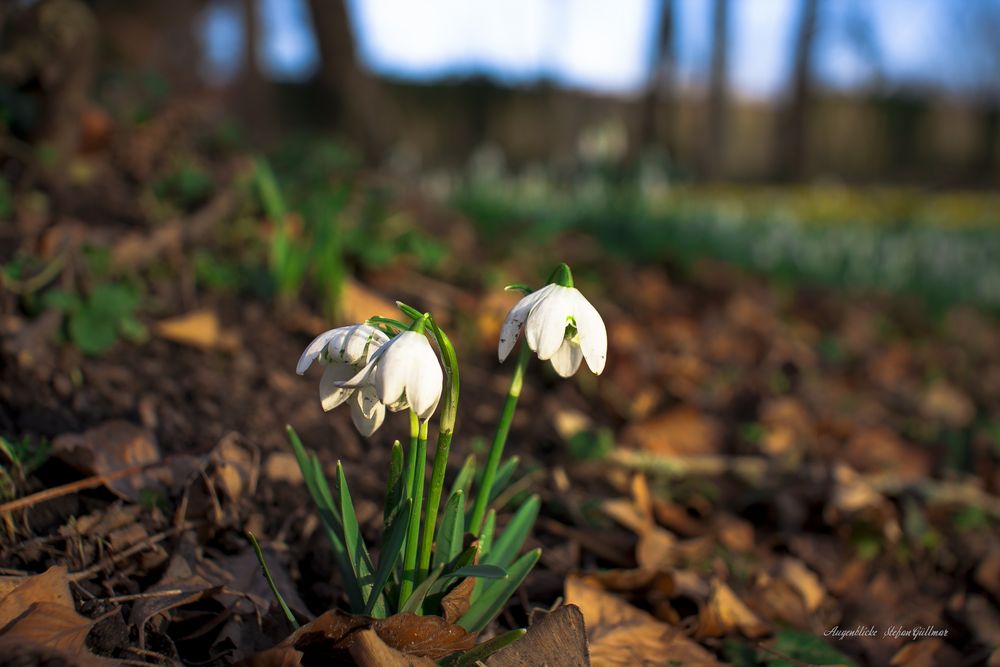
[351,388,385,436]
[406,340,443,419]
[572,290,608,375]
[296,328,342,374]
[498,289,545,362]
[374,333,412,406]
[549,338,584,378]
[525,285,573,361]
[319,362,357,411]
[335,324,389,365]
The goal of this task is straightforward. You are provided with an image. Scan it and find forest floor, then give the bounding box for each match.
[1,104,999,666]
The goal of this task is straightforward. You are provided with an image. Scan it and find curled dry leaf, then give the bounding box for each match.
[694,580,768,640]
[440,576,476,624]
[257,609,475,663]
[52,420,160,501]
[565,574,720,667]
[485,604,589,667]
[0,567,118,666]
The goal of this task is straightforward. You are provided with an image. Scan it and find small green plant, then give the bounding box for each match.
[264,263,607,660]
[0,435,50,501]
[45,282,147,356]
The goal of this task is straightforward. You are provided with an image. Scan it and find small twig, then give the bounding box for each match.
[68,526,182,582]
[123,646,175,665]
[0,460,163,514]
[92,589,186,604]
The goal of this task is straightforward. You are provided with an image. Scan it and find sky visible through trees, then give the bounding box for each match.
[200,0,1000,99]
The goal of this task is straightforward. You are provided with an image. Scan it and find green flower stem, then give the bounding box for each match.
[415,319,460,582]
[398,418,429,608]
[406,411,419,499]
[469,341,532,534]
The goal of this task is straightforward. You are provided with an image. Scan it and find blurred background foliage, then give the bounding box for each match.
[2,0,1000,321]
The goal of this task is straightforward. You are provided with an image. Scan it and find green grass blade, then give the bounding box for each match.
[488,456,520,502]
[483,495,539,570]
[439,629,527,667]
[434,490,465,570]
[450,454,477,503]
[458,549,541,633]
[247,531,299,629]
[399,564,444,615]
[365,497,411,616]
[337,461,382,615]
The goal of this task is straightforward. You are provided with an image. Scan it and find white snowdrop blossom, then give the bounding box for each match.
[296,324,391,436]
[338,330,444,420]
[499,283,607,377]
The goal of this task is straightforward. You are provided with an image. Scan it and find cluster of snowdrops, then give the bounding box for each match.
[276,263,606,652]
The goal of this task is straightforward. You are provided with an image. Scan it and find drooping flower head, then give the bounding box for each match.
[296,324,391,436]
[338,318,444,421]
[499,263,607,377]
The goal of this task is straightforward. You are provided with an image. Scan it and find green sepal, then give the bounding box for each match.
[458,549,541,633]
[546,262,574,288]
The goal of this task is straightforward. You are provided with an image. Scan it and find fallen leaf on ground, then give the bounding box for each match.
[154,309,239,350]
[566,574,720,666]
[694,580,768,640]
[624,406,722,457]
[486,604,589,666]
[0,566,74,628]
[52,420,160,501]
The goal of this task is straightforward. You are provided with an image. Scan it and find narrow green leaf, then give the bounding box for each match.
[478,509,496,560]
[364,498,411,616]
[337,462,382,615]
[434,490,465,570]
[458,549,541,633]
[449,454,477,502]
[385,440,405,526]
[399,564,444,615]
[484,495,539,570]
[247,531,299,629]
[439,629,527,667]
[447,564,507,580]
[285,427,362,611]
[488,456,520,502]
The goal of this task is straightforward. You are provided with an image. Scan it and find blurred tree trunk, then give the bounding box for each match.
[306,0,392,160]
[705,0,729,179]
[637,0,675,157]
[776,0,820,180]
[234,0,272,127]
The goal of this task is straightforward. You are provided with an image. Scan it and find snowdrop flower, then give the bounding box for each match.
[339,329,444,421]
[296,324,391,436]
[498,265,607,378]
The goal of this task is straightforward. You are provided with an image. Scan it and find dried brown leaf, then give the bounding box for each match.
[694,580,768,640]
[440,577,475,625]
[52,421,160,501]
[349,628,438,667]
[154,309,238,350]
[566,575,720,667]
[486,604,589,666]
[0,602,118,667]
[374,612,476,659]
[0,565,74,628]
